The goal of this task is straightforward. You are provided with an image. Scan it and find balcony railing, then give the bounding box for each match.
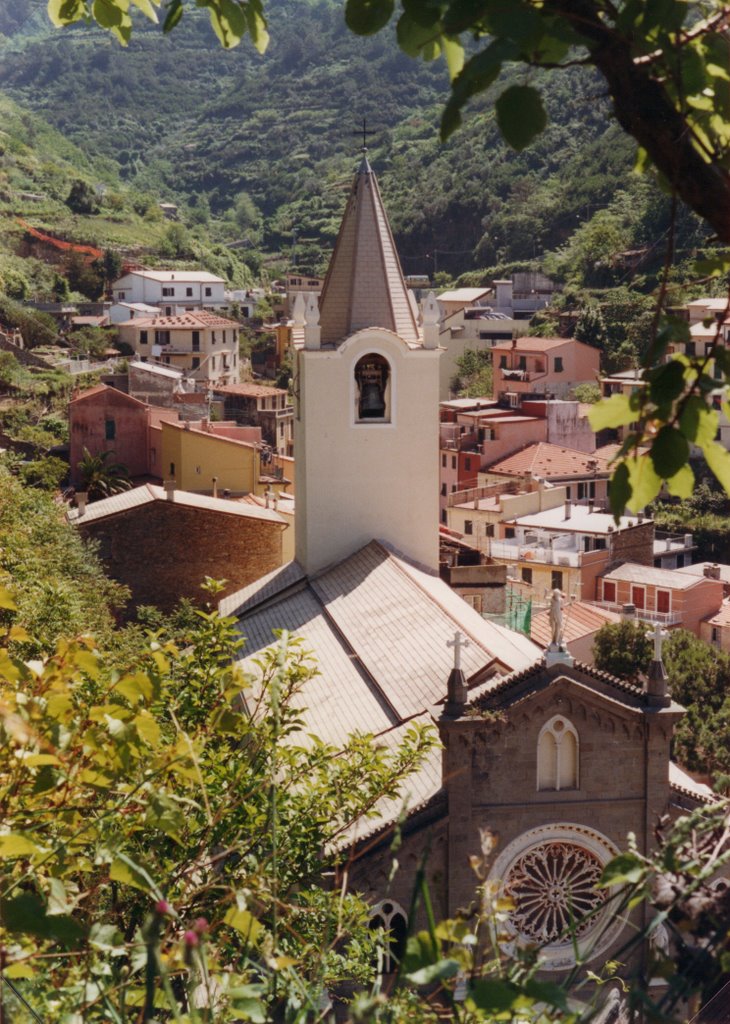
[590,600,682,626]
[489,539,582,567]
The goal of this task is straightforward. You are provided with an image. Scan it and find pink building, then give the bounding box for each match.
[492,337,600,400]
[69,385,180,486]
[596,563,723,634]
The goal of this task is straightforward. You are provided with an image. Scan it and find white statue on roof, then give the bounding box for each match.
[549,588,566,648]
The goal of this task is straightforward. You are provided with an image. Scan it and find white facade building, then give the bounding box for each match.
[111,270,227,314]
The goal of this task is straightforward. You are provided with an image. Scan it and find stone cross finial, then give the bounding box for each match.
[447,630,470,671]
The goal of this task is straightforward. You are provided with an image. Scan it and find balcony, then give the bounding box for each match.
[489,538,582,567]
[590,600,682,626]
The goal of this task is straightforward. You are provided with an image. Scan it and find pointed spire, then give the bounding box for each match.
[318,157,420,346]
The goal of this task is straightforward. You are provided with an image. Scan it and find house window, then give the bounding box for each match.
[192,331,200,351]
[631,586,645,609]
[505,527,515,539]
[518,356,527,370]
[186,287,193,297]
[499,355,508,369]
[369,901,408,974]
[139,330,148,344]
[118,291,126,300]
[554,357,564,372]
[551,570,563,590]
[441,454,447,467]
[522,567,533,584]
[192,357,200,369]
[105,419,115,441]
[657,590,670,614]
[205,287,212,297]
[451,456,457,470]
[212,331,217,344]
[712,626,720,645]
[354,353,391,422]
[485,523,495,538]
[440,483,447,496]
[465,457,472,471]
[537,716,579,791]
[464,520,473,535]
[162,287,174,297]
[441,509,447,524]
[603,581,616,603]
[155,330,170,345]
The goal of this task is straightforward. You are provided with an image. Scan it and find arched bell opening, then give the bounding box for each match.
[354,353,391,422]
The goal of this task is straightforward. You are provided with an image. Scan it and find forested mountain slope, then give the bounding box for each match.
[0,0,712,280]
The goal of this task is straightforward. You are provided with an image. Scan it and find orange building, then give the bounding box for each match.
[492,337,600,400]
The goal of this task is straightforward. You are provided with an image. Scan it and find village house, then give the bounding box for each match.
[111,269,227,313]
[594,562,724,635]
[481,442,611,504]
[446,480,568,546]
[488,501,655,603]
[68,483,286,616]
[117,311,240,385]
[492,336,600,401]
[700,600,730,651]
[160,418,292,498]
[213,382,294,456]
[69,384,180,485]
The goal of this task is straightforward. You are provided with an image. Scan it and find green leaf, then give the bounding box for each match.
[207,0,246,47]
[598,851,646,887]
[680,396,718,448]
[441,36,465,80]
[625,454,663,511]
[650,426,689,479]
[47,877,72,916]
[588,392,641,431]
[467,979,521,1012]
[162,0,183,32]
[648,360,686,406]
[495,85,547,151]
[523,979,569,1010]
[703,440,730,495]
[0,833,43,858]
[130,0,158,20]
[397,11,438,57]
[92,0,127,29]
[109,854,162,898]
[224,907,263,946]
[666,462,694,499]
[145,791,186,842]
[115,673,153,705]
[609,461,631,519]
[47,0,86,27]
[0,586,17,611]
[406,957,460,986]
[346,0,394,35]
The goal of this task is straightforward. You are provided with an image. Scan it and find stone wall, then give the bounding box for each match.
[77,499,283,615]
[0,333,54,369]
[610,520,655,567]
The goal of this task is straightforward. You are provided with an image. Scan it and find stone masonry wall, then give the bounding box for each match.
[610,520,655,567]
[78,499,283,615]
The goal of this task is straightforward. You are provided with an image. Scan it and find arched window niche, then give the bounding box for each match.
[368,900,408,973]
[354,352,391,423]
[537,715,579,791]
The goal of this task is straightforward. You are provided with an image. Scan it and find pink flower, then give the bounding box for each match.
[184,930,199,947]
[193,917,209,935]
[155,899,171,916]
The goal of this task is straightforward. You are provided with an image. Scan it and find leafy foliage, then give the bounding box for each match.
[77,447,132,501]
[451,348,493,398]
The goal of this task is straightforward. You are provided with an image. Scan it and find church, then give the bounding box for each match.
[221,152,712,982]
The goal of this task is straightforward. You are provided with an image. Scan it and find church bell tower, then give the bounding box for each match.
[294,152,441,575]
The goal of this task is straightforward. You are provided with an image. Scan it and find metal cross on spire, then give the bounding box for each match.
[447,630,470,671]
[353,116,376,151]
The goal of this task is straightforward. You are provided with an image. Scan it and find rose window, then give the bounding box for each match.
[504,841,608,944]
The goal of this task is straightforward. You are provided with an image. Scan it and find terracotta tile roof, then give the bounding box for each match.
[486,442,609,479]
[318,154,420,346]
[119,311,240,329]
[70,383,147,408]
[530,600,621,648]
[491,336,570,351]
[601,562,710,590]
[213,383,288,397]
[703,599,730,628]
[668,762,714,802]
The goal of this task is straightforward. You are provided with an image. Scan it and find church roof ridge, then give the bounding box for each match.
[317,156,420,346]
[469,656,651,710]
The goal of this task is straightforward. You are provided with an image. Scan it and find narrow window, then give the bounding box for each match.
[186,287,193,297]
[537,716,579,791]
[192,331,200,351]
[603,581,616,603]
[105,419,115,441]
[192,357,200,369]
[554,357,564,372]
[139,330,148,345]
[464,520,473,535]
[368,902,408,974]
[205,287,212,297]
[522,567,532,584]
[657,590,670,614]
[551,570,563,590]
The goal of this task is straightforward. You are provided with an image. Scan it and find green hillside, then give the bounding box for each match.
[0,0,716,291]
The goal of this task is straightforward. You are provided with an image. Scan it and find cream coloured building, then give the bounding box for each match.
[118,311,240,385]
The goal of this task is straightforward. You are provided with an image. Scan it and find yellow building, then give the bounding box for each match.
[161,420,292,497]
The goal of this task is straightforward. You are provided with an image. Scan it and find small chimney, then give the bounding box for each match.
[638,511,644,522]
[621,603,636,620]
[76,491,88,516]
[164,479,175,501]
[705,563,721,580]
[564,500,572,520]
[588,498,595,514]
[212,476,218,499]
[684,533,693,548]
